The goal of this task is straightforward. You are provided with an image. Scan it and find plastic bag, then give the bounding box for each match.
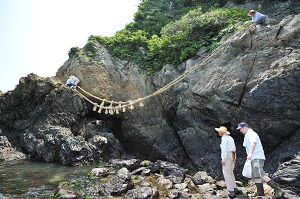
[242,160,252,178]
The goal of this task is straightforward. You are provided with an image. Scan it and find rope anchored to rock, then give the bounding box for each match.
[74,87,142,115]
[74,45,224,115]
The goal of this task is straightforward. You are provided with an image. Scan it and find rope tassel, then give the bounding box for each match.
[139,101,144,107]
[130,104,134,110]
[93,103,98,111]
[109,108,114,115]
[108,102,114,115]
[100,101,105,107]
[98,101,105,113]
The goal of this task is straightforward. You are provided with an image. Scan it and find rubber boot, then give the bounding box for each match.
[228,191,235,198]
[254,183,265,197]
[267,180,285,199]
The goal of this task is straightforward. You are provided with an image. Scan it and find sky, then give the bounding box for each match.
[0,0,141,92]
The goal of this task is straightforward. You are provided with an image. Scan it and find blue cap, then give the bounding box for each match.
[237,122,248,129]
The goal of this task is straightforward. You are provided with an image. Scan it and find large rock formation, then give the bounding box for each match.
[167,13,300,188]
[0,6,299,195]
[0,75,126,165]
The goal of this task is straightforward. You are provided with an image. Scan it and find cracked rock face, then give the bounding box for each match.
[0,74,125,166]
[168,14,300,178]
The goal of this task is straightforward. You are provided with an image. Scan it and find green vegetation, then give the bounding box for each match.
[50,166,118,198]
[50,192,62,199]
[68,47,81,58]
[82,0,251,74]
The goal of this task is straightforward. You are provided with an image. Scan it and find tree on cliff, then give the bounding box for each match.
[85,0,249,74]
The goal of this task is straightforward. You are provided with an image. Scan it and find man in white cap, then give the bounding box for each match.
[237,122,284,198]
[247,10,270,28]
[215,126,237,198]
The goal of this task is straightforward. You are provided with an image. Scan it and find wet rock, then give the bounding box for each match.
[59,135,93,166]
[91,167,109,177]
[157,176,173,190]
[174,182,187,191]
[215,180,226,190]
[80,184,105,198]
[124,187,159,199]
[197,183,216,194]
[273,152,300,191]
[111,159,141,171]
[88,135,109,161]
[131,167,147,175]
[0,136,11,148]
[104,167,134,196]
[186,179,199,192]
[141,168,151,176]
[0,136,26,161]
[57,188,77,199]
[167,189,189,199]
[192,171,215,185]
[152,160,187,183]
[83,120,124,159]
[140,160,154,167]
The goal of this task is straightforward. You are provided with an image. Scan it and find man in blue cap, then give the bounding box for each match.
[237,122,284,198]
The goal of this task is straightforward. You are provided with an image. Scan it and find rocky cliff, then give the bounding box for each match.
[0,7,299,196]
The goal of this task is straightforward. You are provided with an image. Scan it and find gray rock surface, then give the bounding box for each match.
[0,74,126,165]
[0,136,26,161]
[104,167,134,196]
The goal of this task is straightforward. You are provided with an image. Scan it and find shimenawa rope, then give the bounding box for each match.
[74,45,224,115]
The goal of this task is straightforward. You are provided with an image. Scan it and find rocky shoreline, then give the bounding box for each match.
[2,137,298,198]
[53,159,299,199]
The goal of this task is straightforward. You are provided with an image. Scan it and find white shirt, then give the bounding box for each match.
[220,134,236,161]
[70,76,80,85]
[243,128,265,160]
[66,78,72,85]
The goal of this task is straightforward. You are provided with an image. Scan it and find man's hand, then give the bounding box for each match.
[249,22,256,28]
[247,153,252,160]
[232,152,236,161]
[247,142,256,160]
[221,161,225,166]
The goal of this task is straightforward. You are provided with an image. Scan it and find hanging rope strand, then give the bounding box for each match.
[137,45,223,101]
[75,45,224,114]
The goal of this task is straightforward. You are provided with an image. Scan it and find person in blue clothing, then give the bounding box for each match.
[248,10,270,28]
[66,74,80,88]
[237,122,284,198]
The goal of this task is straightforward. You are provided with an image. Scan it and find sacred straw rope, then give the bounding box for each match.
[75,45,224,115]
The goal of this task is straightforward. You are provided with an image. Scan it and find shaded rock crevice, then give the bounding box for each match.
[237,53,257,107]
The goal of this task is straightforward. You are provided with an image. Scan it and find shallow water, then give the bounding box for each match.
[0,159,94,199]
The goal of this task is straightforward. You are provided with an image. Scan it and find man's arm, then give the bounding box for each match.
[247,142,256,160]
[220,139,228,166]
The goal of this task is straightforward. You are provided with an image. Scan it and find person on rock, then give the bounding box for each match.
[215,126,237,198]
[237,122,285,198]
[66,74,80,88]
[247,10,270,28]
